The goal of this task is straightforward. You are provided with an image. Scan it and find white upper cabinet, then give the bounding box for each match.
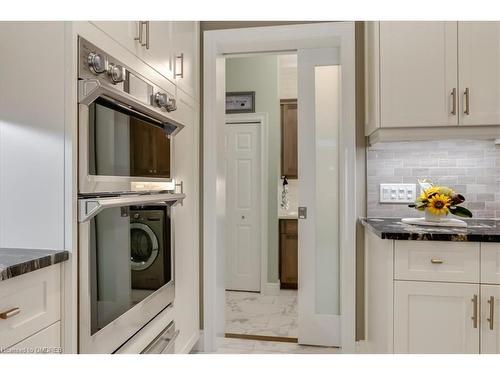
[172,22,199,100]
[145,21,175,81]
[90,21,199,100]
[366,21,500,136]
[459,22,500,126]
[379,22,458,128]
[90,21,141,55]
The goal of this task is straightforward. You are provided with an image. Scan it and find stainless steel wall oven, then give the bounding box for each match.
[77,37,185,353]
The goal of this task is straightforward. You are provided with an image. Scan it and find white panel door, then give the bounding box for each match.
[394,281,479,354]
[379,21,458,127]
[459,22,500,126]
[297,48,341,346]
[481,285,500,354]
[225,122,261,292]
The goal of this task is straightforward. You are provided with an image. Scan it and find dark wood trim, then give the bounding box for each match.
[280,282,297,290]
[280,98,297,104]
[225,333,298,343]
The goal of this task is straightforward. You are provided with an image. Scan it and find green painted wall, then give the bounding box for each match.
[226,55,280,284]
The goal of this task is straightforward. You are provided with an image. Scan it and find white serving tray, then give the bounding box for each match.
[401,217,467,228]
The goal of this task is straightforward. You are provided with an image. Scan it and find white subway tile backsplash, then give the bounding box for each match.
[367,139,500,219]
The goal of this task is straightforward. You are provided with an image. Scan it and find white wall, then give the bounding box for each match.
[0,22,66,250]
[226,55,280,283]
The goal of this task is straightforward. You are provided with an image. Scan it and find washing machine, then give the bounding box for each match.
[130,205,171,290]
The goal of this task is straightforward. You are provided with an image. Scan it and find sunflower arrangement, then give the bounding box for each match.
[408,182,473,218]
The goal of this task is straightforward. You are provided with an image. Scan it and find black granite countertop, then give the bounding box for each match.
[0,248,69,281]
[361,217,500,242]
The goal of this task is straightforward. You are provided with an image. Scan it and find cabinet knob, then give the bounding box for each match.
[430,258,443,264]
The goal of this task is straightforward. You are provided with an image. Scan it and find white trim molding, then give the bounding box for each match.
[203,22,357,353]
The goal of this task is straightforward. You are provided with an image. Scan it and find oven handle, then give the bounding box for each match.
[78,193,186,223]
[78,79,184,136]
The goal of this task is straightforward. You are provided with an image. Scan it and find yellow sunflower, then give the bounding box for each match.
[421,186,441,199]
[427,194,451,215]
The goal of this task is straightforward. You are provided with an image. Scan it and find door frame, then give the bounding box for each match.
[225,113,269,294]
[203,22,356,352]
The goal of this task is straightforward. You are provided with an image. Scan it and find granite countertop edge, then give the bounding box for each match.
[360,217,500,242]
[0,249,70,282]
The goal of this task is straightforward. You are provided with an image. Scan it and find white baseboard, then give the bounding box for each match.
[262,282,280,296]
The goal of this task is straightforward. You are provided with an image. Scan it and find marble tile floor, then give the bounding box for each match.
[225,289,298,338]
[195,337,340,354]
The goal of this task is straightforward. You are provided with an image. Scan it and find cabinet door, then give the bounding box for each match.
[394,281,479,354]
[379,22,458,127]
[280,100,298,179]
[90,21,141,55]
[459,22,500,126]
[172,22,199,100]
[145,21,175,81]
[481,243,500,284]
[481,285,500,353]
[280,233,298,287]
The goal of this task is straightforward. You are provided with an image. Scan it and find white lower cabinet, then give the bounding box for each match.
[6,322,61,354]
[480,285,500,354]
[364,230,500,354]
[0,265,61,350]
[394,281,479,354]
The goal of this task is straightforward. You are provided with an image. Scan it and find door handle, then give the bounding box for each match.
[145,21,150,50]
[488,296,495,331]
[0,307,20,319]
[450,88,457,115]
[464,87,470,115]
[136,21,147,47]
[298,207,307,219]
[430,258,443,264]
[471,294,478,329]
[175,53,184,78]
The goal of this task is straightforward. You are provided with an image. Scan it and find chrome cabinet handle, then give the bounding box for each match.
[472,294,478,328]
[175,53,184,78]
[0,307,20,319]
[430,258,443,264]
[488,296,495,331]
[135,21,146,46]
[464,87,470,115]
[451,88,457,115]
[145,21,150,50]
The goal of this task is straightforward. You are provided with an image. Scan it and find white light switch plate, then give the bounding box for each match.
[379,183,416,204]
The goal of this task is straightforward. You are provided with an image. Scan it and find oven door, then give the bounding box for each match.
[78,193,184,354]
[78,79,183,194]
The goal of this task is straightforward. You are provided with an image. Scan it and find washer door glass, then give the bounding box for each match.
[130,223,159,271]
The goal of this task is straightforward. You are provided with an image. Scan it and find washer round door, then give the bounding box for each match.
[130,222,159,271]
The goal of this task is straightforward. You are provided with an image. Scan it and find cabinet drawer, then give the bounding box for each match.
[2,321,61,354]
[0,265,61,349]
[280,219,298,235]
[481,243,500,284]
[394,241,479,283]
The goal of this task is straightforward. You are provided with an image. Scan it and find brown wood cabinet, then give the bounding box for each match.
[280,99,298,179]
[279,219,298,289]
[130,118,171,178]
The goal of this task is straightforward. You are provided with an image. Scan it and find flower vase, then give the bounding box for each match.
[425,209,447,222]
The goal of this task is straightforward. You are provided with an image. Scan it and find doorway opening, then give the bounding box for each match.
[224,54,298,343]
[203,22,356,354]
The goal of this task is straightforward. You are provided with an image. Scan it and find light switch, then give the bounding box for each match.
[379,183,416,204]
